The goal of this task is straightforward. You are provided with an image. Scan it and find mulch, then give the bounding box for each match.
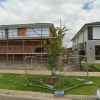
[43,77,58,86]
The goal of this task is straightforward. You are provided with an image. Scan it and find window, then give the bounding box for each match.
[5,29,9,38]
[17,28,26,36]
[93,27,100,39]
[95,45,100,60]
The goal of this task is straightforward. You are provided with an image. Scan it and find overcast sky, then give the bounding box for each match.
[0,0,100,48]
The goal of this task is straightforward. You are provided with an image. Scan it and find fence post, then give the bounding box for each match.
[86,57,89,82]
[59,57,60,90]
[24,56,27,85]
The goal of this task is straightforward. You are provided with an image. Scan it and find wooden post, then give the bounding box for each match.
[41,26,42,64]
[23,28,24,64]
[27,40,29,53]
[13,54,14,63]
[41,39,42,64]
[7,40,8,65]
[12,40,14,63]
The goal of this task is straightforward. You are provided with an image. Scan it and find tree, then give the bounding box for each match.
[43,26,69,77]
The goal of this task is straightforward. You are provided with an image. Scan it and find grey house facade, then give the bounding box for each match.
[71,22,100,63]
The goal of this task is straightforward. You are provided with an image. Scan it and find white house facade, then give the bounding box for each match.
[71,22,100,63]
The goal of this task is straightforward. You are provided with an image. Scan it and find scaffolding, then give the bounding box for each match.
[0,24,53,67]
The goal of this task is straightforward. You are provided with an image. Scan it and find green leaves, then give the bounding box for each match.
[43,26,69,72]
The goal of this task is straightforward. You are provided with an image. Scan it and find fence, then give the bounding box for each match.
[24,55,89,92]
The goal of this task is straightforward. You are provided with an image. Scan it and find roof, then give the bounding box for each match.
[71,22,100,41]
[0,23,54,30]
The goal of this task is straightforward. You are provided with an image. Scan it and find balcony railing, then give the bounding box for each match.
[0,30,51,39]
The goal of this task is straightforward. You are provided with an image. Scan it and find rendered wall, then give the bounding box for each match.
[86,40,100,63]
[84,29,88,42]
[78,32,83,43]
[72,28,88,46]
[73,38,77,45]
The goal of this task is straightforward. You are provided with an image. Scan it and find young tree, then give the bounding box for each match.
[43,26,69,77]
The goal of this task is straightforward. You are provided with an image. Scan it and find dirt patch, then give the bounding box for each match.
[43,77,58,86]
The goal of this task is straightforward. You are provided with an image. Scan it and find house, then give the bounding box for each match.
[0,23,54,65]
[71,22,100,63]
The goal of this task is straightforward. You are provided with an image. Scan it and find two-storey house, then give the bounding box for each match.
[71,22,100,63]
[0,23,54,64]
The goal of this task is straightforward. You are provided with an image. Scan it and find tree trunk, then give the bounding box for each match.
[51,65,53,82]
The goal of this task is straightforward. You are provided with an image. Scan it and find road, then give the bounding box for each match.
[0,95,39,100]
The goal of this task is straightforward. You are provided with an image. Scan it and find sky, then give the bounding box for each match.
[0,0,100,48]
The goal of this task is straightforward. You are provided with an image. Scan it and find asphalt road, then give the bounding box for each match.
[0,95,40,100]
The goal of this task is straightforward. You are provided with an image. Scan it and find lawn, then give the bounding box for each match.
[66,76,99,95]
[81,63,100,72]
[0,73,99,95]
[0,73,52,93]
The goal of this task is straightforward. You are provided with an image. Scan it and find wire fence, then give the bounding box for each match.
[0,53,98,92]
[24,55,89,91]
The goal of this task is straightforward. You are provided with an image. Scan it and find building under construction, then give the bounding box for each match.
[0,23,54,65]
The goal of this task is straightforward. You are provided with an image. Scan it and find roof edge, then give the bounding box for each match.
[71,22,100,41]
[0,23,54,30]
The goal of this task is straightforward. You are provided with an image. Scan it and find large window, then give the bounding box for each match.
[93,27,100,39]
[95,45,100,60]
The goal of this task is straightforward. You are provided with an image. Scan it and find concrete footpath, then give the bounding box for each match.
[0,69,100,77]
[0,89,97,100]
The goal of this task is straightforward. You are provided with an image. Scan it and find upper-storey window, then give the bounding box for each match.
[5,29,9,39]
[17,28,26,36]
[93,27,100,39]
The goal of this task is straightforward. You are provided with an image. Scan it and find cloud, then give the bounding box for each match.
[0,0,100,47]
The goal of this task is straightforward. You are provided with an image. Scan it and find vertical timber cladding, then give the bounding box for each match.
[88,27,93,40]
[17,28,26,36]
